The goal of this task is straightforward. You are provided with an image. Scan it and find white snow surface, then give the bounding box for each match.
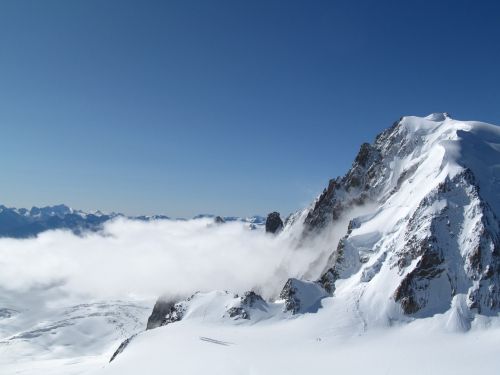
[0,289,152,375]
[91,308,500,375]
[2,114,500,374]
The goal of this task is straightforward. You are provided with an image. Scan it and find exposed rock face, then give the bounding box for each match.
[265,212,283,234]
[144,295,186,332]
[161,303,185,326]
[305,115,500,318]
[279,278,328,314]
[214,216,225,224]
[226,291,266,320]
[390,170,500,316]
[146,298,178,330]
[316,268,338,295]
[303,122,404,235]
[109,334,137,362]
[111,296,185,362]
[227,306,249,319]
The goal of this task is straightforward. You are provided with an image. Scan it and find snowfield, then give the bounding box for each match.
[4,291,500,375]
[0,290,152,375]
[2,113,500,374]
[92,311,500,375]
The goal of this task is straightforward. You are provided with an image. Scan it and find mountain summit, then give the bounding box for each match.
[300,113,500,324]
[137,114,500,335]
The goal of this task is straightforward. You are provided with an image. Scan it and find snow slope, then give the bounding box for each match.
[93,312,500,375]
[0,287,152,375]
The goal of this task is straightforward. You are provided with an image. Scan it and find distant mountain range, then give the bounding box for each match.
[0,204,265,238]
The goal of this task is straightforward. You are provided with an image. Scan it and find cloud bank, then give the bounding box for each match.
[0,217,321,302]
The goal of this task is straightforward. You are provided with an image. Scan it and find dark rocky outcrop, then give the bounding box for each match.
[279,278,328,314]
[316,232,356,295]
[241,291,265,307]
[145,295,186,331]
[109,334,137,362]
[316,268,338,295]
[214,216,226,224]
[303,179,339,232]
[265,212,283,234]
[146,298,177,330]
[390,170,500,316]
[302,121,410,235]
[394,249,445,315]
[279,279,301,314]
[227,307,249,319]
[161,303,185,326]
[226,291,266,320]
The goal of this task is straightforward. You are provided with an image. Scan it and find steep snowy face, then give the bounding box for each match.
[305,113,457,233]
[303,113,500,320]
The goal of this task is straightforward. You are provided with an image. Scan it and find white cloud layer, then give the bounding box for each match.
[0,218,311,302]
[0,201,379,307]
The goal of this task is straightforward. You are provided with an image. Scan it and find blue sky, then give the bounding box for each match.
[1,0,499,217]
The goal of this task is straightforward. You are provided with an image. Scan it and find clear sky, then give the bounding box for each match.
[1,0,499,217]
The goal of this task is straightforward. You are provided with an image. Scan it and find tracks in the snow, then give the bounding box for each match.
[199,337,234,346]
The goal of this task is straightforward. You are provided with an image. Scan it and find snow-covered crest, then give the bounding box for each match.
[302,113,500,322]
[143,113,500,331]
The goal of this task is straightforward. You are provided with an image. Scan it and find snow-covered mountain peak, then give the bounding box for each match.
[299,114,500,322]
[423,112,451,121]
[391,115,500,216]
[128,114,500,341]
[136,114,499,331]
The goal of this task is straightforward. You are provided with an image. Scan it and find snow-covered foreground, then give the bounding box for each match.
[93,310,500,375]
[0,290,152,375]
[3,290,500,375]
[0,354,103,375]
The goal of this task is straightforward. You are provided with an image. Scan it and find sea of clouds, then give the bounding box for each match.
[0,217,320,303]
[0,200,380,310]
